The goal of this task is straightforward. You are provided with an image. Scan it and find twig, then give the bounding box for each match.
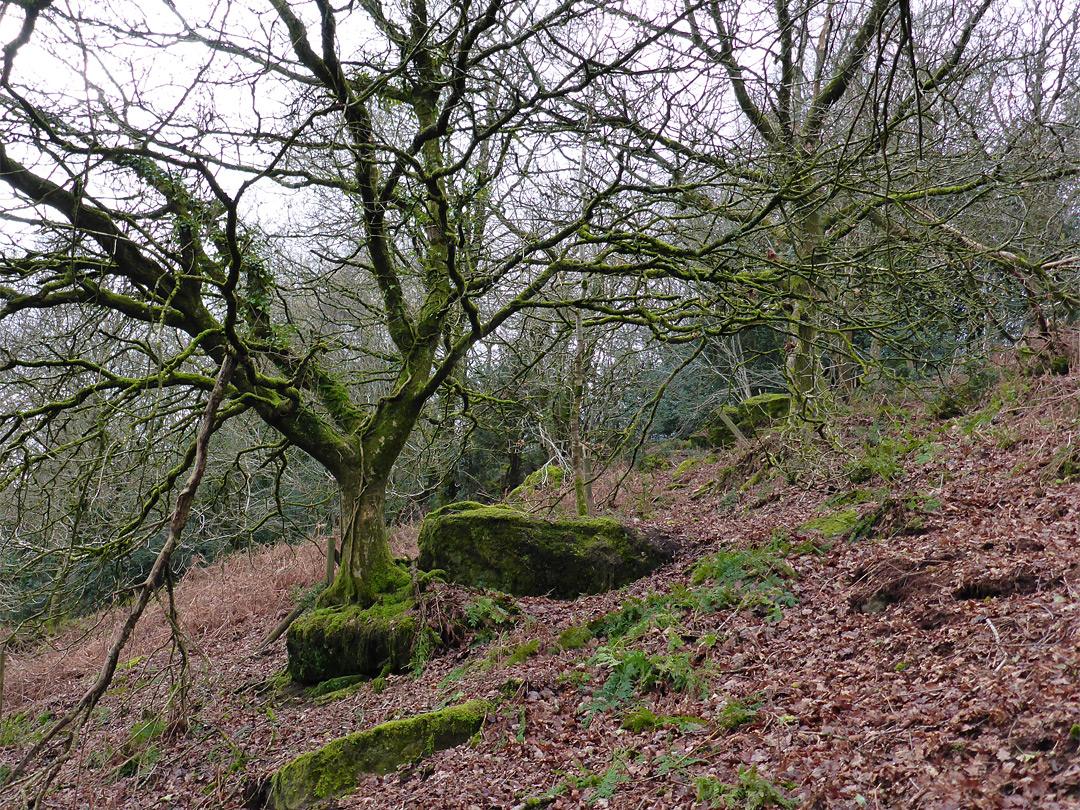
[256,602,310,653]
[985,616,1006,671]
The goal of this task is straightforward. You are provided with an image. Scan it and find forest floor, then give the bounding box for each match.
[2,370,1080,810]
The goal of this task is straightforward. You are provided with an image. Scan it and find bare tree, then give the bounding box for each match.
[588,0,1080,397]
[0,0,675,611]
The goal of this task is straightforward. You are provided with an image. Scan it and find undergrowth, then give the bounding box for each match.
[695,766,797,809]
[579,547,796,727]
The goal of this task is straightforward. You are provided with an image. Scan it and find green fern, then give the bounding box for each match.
[695,766,796,809]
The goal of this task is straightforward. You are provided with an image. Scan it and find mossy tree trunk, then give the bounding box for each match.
[0,0,642,626]
[786,200,824,399]
[320,409,421,607]
[321,475,402,607]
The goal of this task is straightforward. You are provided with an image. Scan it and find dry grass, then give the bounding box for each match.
[3,540,324,711]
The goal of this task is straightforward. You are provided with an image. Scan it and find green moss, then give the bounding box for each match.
[417,504,671,598]
[621,707,664,732]
[267,701,490,810]
[637,451,668,472]
[506,639,540,665]
[825,488,878,507]
[695,394,791,449]
[621,708,707,733]
[508,465,564,501]
[798,509,860,540]
[287,602,417,684]
[308,674,368,701]
[689,481,716,500]
[674,457,701,477]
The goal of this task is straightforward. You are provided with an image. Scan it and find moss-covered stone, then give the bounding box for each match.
[798,509,860,540]
[286,602,417,685]
[508,465,565,501]
[267,700,489,810]
[694,393,791,449]
[417,504,672,598]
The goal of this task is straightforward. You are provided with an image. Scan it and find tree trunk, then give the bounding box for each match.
[319,471,408,608]
[787,202,823,398]
[570,340,594,517]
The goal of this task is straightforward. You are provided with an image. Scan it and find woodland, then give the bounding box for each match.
[0,0,1079,807]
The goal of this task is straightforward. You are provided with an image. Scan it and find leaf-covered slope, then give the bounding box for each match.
[2,374,1079,809]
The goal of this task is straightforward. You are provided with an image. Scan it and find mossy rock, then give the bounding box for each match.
[286,603,417,685]
[508,465,565,501]
[417,503,672,599]
[267,700,489,810]
[694,393,791,449]
[798,509,861,540]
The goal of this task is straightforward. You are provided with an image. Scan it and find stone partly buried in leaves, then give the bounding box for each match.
[266,700,489,810]
[694,393,791,449]
[286,602,416,684]
[417,502,673,598]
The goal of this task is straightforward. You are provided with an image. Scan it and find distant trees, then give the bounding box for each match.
[585,0,1079,397]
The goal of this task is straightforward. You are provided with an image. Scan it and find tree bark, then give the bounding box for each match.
[320,472,408,608]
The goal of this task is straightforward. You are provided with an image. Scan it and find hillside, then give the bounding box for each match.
[2,372,1079,810]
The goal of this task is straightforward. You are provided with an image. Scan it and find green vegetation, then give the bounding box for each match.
[523,752,633,807]
[557,624,593,651]
[695,767,797,809]
[113,716,169,781]
[717,697,761,732]
[0,710,53,747]
[308,674,369,701]
[620,707,708,733]
[463,593,521,641]
[481,638,541,670]
[508,465,565,502]
[797,509,861,540]
[585,649,706,725]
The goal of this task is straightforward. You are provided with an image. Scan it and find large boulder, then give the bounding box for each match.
[694,393,791,449]
[417,502,672,598]
[267,700,489,810]
[286,602,417,685]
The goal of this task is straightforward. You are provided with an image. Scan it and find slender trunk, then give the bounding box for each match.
[787,201,823,398]
[324,532,336,588]
[7,354,236,789]
[0,637,6,727]
[731,334,752,401]
[571,314,594,517]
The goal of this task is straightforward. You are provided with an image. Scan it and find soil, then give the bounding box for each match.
[2,374,1079,809]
